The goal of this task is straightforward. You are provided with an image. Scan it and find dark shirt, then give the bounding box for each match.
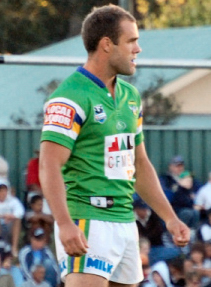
[171,185,194,213]
[160,172,202,197]
[136,211,165,246]
[171,278,186,287]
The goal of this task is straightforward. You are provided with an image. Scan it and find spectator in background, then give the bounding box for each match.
[0,236,11,257]
[0,245,24,287]
[184,242,211,287]
[21,264,51,287]
[139,237,151,287]
[197,208,211,242]
[204,241,211,282]
[159,156,202,203]
[19,228,60,287]
[26,191,52,217]
[139,237,151,259]
[24,194,54,244]
[25,150,41,193]
[25,151,52,216]
[0,155,9,179]
[133,197,181,265]
[0,238,15,287]
[160,155,187,203]
[171,171,200,230]
[0,273,15,287]
[184,271,201,287]
[195,171,211,214]
[0,178,25,257]
[144,261,173,287]
[204,242,211,264]
[134,198,164,246]
[168,257,186,287]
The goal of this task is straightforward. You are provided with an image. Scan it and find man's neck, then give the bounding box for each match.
[83,59,116,98]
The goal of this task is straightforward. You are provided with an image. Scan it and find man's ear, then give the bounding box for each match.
[99,37,112,53]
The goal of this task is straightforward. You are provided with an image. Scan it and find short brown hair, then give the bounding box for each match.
[185,271,201,284]
[81,4,136,53]
[190,242,206,260]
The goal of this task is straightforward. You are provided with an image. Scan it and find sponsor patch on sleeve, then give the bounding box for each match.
[44,102,76,129]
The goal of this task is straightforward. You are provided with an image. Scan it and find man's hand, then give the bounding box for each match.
[166,218,190,247]
[4,214,16,223]
[59,221,89,257]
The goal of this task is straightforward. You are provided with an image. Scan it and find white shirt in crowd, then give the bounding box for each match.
[195,182,211,210]
[0,194,25,222]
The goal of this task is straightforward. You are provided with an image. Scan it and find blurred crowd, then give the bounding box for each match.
[0,153,211,287]
[135,155,211,287]
[0,152,60,287]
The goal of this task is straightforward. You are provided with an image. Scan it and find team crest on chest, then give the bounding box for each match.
[94,104,107,124]
[128,101,138,116]
[116,121,126,131]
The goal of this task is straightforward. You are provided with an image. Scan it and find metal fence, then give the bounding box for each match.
[1,127,211,199]
[1,55,211,69]
[0,128,41,199]
[144,127,211,183]
[1,55,211,198]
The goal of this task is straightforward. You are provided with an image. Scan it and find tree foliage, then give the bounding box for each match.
[2,0,202,127]
[10,77,180,126]
[10,110,31,126]
[0,0,63,53]
[0,0,118,54]
[35,79,62,125]
[123,73,181,125]
[9,79,62,126]
[141,78,181,125]
[135,0,211,28]
[1,0,210,54]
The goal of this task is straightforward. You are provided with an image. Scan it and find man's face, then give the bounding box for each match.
[190,251,204,264]
[152,271,165,286]
[179,175,193,189]
[187,276,201,287]
[109,20,141,76]
[205,244,211,258]
[0,186,8,202]
[208,214,211,224]
[31,237,46,250]
[135,207,149,219]
[33,267,46,283]
[31,199,43,213]
[169,163,184,176]
[2,255,12,269]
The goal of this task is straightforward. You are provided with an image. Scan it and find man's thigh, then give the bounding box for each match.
[56,220,142,284]
[109,282,138,287]
[65,273,108,287]
[65,274,138,287]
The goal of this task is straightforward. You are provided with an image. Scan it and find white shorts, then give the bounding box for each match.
[55,219,143,284]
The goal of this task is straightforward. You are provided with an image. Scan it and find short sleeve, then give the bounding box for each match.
[41,97,86,150]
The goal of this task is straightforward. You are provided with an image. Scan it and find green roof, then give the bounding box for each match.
[0,26,211,127]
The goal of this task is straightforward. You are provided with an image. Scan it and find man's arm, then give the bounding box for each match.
[134,142,190,246]
[39,141,88,257]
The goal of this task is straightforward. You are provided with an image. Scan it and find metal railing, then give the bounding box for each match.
[1,55,211,195]
[1,55,211,69]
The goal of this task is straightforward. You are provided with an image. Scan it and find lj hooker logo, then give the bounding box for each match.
[44,102,76,129]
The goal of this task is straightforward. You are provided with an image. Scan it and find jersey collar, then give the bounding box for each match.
[77,66,106,88]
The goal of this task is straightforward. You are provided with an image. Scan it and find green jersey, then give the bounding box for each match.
[41,67,144,222]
